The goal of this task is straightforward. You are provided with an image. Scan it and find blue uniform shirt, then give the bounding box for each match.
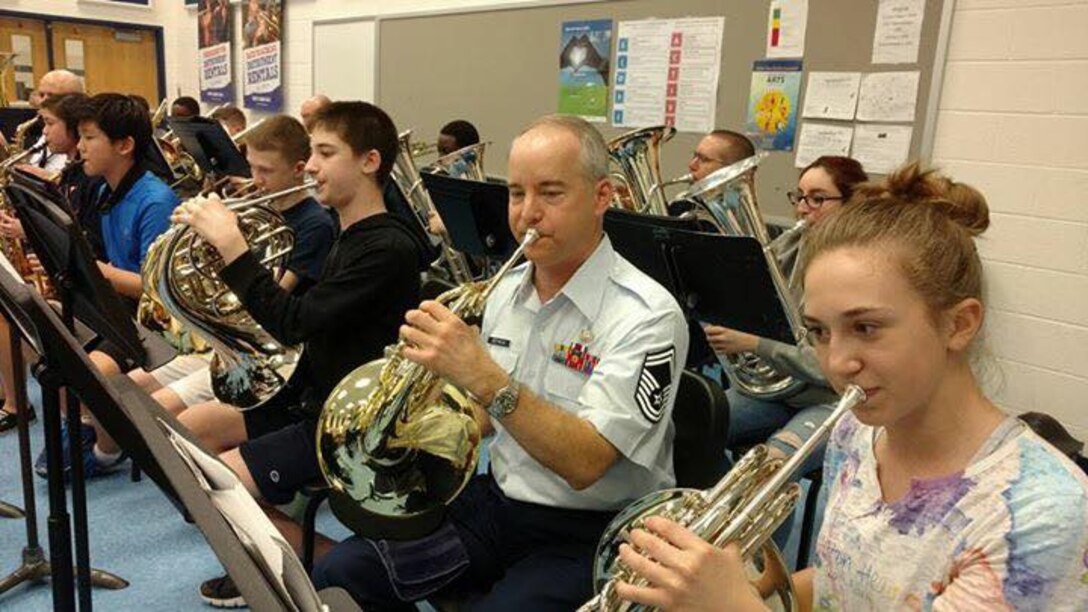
[99,170,178,273]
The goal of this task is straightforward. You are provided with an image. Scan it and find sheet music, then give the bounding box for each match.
[161,420,327,612]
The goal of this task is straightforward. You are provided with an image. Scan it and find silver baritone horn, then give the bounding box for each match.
[677,154,810,401]
[391,129,475,284]
[142,181,315,410]
[316,229,538,540]
[607,125,688,216]
[580,385,867,612]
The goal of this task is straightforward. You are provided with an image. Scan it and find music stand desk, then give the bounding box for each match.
[0,270,358,611]
[167,116,251,179]
[421,173,516,259]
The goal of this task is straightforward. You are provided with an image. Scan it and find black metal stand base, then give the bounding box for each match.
[0,546,130,596]
[0,499,24,519]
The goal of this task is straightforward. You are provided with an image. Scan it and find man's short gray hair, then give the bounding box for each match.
[517,114,609,183]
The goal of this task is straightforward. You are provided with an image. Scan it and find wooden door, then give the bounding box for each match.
[0,16,49,106]
[51,21,159,103]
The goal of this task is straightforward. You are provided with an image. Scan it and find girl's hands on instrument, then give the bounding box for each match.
[0,210,26,240]
[172,194,248,264]
[704,324,760,356]
[615,516,767,612]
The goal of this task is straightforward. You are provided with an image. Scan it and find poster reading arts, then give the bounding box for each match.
[198,0,233,104]
[242,0,283,112]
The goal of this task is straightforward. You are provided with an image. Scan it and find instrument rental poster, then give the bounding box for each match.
[745,59,803,151]
[242,0,283,112]
[611,17,724,133]
[558,19,613,122]
[198,0,233,104]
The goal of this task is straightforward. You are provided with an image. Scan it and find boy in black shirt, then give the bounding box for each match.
[175,101,424,607]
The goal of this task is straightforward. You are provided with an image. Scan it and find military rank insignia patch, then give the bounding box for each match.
[551,342,600,376]
[635,346,675,423]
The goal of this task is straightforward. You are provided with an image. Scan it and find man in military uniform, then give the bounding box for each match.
[312,114,689,610]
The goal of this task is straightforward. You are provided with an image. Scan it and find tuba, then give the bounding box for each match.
[142,183,312,410]
[677,154,808,401]
[316,229,538,539]
[607,125,678,216]
[392,129,474,284]
[579,385,866,612]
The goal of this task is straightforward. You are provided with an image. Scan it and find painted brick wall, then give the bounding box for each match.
[933,0,1088,438]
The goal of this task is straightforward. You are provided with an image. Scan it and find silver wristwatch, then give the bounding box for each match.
[486,379,520,419]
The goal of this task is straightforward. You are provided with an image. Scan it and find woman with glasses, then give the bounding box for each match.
[703,156,868,536]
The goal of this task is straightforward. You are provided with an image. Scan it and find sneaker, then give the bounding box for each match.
[83,445,128,480]
[34,421,97,480]
[199,574,246,608]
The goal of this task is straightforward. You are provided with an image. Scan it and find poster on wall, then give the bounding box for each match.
[558,19,612,122]
[198,0,233,104]
[611,17,724,133]
[243,0,283,112]
[745,59,802,151]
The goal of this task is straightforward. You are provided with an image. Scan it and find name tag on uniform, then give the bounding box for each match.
[487,336,511,348]
[552,342,599,376]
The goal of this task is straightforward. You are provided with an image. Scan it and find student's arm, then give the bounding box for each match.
[793,568,814,612]
[276,269,299,293]
[99,262,143,299]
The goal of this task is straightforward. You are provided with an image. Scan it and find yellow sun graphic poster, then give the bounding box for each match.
[745,59,803,151]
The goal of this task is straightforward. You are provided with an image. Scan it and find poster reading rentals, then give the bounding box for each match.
[242,0,283,112]
[198,0,233,104]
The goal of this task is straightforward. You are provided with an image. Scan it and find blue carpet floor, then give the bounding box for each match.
[0,379,353,611]
[0,379,823,610]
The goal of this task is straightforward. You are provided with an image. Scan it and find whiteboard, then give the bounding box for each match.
[312,18,377,102]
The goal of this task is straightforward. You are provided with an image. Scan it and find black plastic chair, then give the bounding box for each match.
[672,369,731,488]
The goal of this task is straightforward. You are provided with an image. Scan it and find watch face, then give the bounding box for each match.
[489,384,518,418]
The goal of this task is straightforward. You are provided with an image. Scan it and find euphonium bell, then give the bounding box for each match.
[392,129,474,284]
[316,229,538,540]
[579,385,867,612]
[607,125,676,216]
[430,142,488,182]
[677,154,809,401]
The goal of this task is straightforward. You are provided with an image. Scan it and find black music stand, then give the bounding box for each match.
[3,170,174,610]
[603,209,800,344]
[421,173,516,261]
[0,262,360,611]
[167,116,251,179]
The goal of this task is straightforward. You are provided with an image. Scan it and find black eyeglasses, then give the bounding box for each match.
[787,191,843,208]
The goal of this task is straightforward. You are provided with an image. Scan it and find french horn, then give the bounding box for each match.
[316,229,538,539]
[142,182,312,410]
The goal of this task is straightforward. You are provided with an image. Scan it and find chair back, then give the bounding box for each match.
[671,369,730,489]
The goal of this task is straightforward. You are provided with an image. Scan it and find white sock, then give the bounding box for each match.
[93,445,123,465]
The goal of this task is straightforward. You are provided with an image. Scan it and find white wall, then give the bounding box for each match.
[3,0,189,100]
[932,0,1088,438]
